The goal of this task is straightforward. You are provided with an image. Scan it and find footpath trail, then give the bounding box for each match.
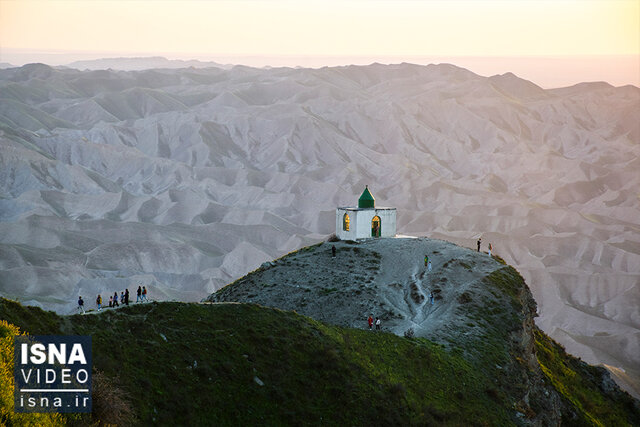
[358,237,503,338]
[72,299,155,316]
[208,237,507,345]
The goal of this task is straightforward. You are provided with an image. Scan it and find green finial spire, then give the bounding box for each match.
[358,185,375,208]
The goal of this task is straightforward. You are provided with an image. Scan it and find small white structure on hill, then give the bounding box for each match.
[336,186,396,240]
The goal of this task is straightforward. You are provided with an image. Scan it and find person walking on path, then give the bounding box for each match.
[375,318,381,330]
[429,292,434,305]
[424,255,429,267]
[477,238,482,252]
[113,292,119,307]
[77,296,85,314]
[96,294,102,311]
[488,243,492,256]
[368,315,374,330]
[136,286,142,303]
[427,261,432,272]
[109,295,113,308]
[142,286,148,302]
[125,289,130,306]
[121,291,125,306]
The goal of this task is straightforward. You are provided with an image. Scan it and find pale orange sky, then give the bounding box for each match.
[1,0,638,86]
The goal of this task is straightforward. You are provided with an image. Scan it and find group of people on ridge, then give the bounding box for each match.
[367,315,381,330]
[78,285,148,314]
[477,238,493,255]
[424,255,432,271]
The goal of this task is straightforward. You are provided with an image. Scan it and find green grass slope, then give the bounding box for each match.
[535,329,640,426]
[0,298,509,425]
[1,296,638,426]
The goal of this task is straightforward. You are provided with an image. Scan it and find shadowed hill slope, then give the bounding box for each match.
[208,238,523,342]
[2,295,639,426]
[207,238,640,425]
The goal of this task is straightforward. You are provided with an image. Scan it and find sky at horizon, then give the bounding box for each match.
[1,0,638,87]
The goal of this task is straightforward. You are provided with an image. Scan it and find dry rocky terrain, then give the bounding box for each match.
[1,62,638,395]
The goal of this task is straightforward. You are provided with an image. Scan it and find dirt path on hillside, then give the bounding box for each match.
[208,237,509,350]
[353,238,502,338]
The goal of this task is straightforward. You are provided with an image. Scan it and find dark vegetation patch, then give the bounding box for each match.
[409,282,424,304]
[1,298,513,426]
[0,298,63,334]
[457,292,472,304]
[482,266,527,313]
[535,328,640,426]
[326,233,339,242]
[459,261,472,270]
[492,255,507,265]
[443,266,533,406]
[318,287,338,296]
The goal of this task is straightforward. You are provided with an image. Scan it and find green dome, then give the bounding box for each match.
[358,186,375,208]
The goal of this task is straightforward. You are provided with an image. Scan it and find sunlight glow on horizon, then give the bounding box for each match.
[2,0,638,56]
[0,0,638,87]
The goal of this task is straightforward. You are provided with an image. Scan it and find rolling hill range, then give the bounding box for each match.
[0,62,638,396]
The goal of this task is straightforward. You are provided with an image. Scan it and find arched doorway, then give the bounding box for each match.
[343,213,350,231]
[371,216,381,237]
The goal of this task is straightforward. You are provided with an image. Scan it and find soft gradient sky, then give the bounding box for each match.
[1,0,638,87]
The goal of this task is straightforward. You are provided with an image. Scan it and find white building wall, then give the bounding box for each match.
[378,208,397,238]
[336,208,358,240]
[355,209,373,238]
[336,208,396,239]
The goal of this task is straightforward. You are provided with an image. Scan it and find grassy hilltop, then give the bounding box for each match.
[2,299,511,425]
[1,239,639,425]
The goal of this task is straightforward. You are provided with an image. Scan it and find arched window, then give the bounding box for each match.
[371,216,381,237]
[343,213,350,231]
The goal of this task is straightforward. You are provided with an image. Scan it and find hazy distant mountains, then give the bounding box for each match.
[66,56,230,71]
[0,56,229,71]
[0,62,638,396]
